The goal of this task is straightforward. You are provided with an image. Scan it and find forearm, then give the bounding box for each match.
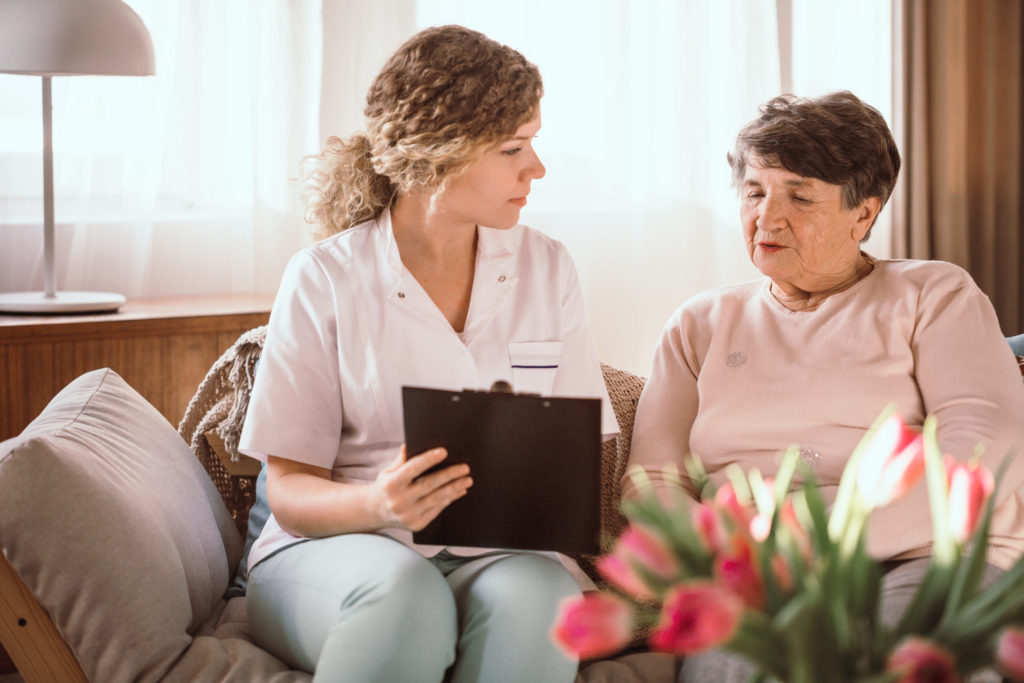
[913,278,1024,500]
[625,321,702,501]
[266,456,386,538]
[267,448,472,538]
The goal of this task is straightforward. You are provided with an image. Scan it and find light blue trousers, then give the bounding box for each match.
[247,533,581,683]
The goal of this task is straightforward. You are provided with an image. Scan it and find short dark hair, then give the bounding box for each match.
[727,91,900,222]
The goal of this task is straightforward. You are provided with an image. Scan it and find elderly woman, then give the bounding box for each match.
[628,91,1024,681]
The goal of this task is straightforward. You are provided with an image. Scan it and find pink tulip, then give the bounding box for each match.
[778,498,812,560]
[692,503,723,553]
[886,637,960,683]
[714,481,756,535]
[856,414,926,508]
[597,524,679,599]
[596,554,654,600]
[997,627,1024,681]
[648,580,744,655]
[944,456,995,544]
[749,512,772,542]
[746,476,776,542]
[618,524,679,580]
[552,592,634,660]
[714,538,764,610]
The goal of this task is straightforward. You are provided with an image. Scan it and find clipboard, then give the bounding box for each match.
[402,385,601,555]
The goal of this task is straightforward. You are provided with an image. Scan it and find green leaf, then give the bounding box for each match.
[922,416,956,566]
[846,537,882,639]
[724,463,754,504]
[774,589,850,683]
[748,468,774,518]
[798,476,833,557]
[935,557,1024,643]
[726,611,789,680]
[828,405,896,542]
[684,454,712,501]
[774,445,801,498]
[892,560,957,638]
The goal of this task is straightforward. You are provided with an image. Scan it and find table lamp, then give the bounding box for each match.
[0,0,154,314]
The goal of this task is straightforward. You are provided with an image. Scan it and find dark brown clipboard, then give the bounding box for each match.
[403,385,601,555]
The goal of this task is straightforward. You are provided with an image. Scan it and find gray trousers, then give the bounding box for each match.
[247,533,581,683]
[680,558,1004,682]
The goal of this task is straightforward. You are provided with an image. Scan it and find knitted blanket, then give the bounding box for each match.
[178,325,268,535]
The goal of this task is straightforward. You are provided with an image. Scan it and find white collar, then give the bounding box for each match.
[380,207,516,274]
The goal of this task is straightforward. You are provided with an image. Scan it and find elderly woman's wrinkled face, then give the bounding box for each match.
[741,157,878,296]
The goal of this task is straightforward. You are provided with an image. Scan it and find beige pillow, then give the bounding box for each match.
[0,368,242,682]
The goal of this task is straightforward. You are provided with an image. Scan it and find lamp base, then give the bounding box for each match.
[0,291,126,314]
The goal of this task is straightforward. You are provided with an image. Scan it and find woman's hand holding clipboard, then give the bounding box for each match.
[402,384,602,554]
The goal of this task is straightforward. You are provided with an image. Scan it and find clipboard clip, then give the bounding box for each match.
[449,381,519,402]
[452,382,538,399]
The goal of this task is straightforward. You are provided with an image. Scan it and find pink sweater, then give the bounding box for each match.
[629,257,1024,567]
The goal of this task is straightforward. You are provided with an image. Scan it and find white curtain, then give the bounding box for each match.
[0,0,322,298]
[789,0,894,255]
[0,0,892,375]
[402,0,893,374]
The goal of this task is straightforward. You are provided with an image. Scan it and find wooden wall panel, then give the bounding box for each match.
[0,296,272,441]
[2,342,57,440]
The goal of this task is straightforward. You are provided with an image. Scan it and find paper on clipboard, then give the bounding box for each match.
[402,385,601,555]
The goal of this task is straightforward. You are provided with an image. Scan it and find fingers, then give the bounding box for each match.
[405,476,474,531]
[400,447,451,481]
[412,460,471,494]
[376,446,473,531]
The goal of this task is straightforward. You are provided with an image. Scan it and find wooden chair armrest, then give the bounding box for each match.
[0,551,87,682]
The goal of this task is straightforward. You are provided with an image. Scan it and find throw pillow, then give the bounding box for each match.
[0,368,242,682]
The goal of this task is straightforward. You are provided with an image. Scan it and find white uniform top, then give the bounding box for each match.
[239,209,618,578]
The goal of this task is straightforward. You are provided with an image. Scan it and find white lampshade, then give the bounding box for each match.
[0,0,154,314]
[0,0,154,76]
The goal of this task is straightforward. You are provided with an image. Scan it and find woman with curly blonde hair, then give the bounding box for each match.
[238,25,617,682]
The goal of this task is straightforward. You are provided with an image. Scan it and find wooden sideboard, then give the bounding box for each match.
[0,295,274,442]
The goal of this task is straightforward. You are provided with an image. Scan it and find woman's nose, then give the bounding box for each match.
[525,148,546,180]
[756,195,785,230]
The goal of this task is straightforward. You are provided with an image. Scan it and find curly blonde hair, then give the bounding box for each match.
[304,25,543,240]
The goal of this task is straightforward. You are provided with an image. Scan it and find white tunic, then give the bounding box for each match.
[240,209,618,575]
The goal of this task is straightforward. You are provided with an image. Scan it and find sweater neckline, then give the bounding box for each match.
[760,253,880,316]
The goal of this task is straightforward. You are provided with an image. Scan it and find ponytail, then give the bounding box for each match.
[302,132,394,241]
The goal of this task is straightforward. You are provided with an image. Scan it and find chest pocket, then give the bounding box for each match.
[508,340,563,396]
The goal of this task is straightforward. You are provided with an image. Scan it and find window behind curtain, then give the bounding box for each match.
[0,0,321,298]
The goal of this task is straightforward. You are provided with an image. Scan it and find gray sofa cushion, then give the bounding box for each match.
[0,368,249,681]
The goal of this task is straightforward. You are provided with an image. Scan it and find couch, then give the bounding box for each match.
[0,328,677,682]
[4,329,1021,683]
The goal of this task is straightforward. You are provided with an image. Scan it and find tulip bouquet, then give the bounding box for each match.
[553,410,1024,681]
